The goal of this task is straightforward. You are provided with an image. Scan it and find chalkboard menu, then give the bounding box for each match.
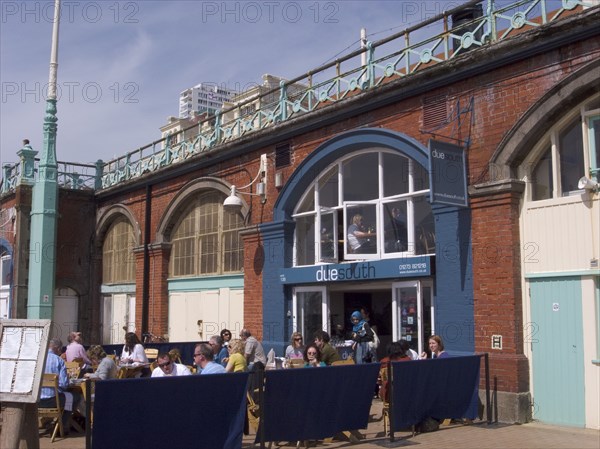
[0,320,50,403]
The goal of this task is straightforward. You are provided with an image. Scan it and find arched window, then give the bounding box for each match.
[530,96,600,200]
[102,217,135,284]
[169,191,244,277]
[293,149,434,266]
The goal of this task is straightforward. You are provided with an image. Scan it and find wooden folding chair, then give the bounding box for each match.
[38,374,64,442]
[80,378,97,428]
[65,362,81,380]
[144,348,159,361]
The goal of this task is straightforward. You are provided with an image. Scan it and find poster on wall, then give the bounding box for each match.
[428,139,468,207]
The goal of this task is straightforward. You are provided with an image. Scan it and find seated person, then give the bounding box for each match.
[225,339,248,373]
[120,332,148,363]
[347,214,375,254]
[194,343,226,375]
[399,339,419,360]
[65,331,92,370]
[285,332,305,359]
[40,338,81,433]
[379,341,411,401]
[385,207,407,252]
[313,330,341,365]
[84,345,118,380]
[151,352,192,377]
[421,335,449,359]
[209,335,229,366]
[303,343,326,367]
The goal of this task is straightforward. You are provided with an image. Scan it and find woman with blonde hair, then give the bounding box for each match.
[285,332,304,359]
[85,345,118,380]
[225,339,247,372]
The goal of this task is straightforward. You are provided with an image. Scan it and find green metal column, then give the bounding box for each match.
[27,0,61,319]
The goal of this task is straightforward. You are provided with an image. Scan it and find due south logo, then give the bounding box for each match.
[431,149,463,162]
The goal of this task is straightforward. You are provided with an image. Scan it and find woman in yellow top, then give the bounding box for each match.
[225,339,247,373]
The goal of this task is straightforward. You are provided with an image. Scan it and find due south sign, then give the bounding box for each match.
[428,140,468,207]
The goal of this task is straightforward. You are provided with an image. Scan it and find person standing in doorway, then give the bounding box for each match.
[350,310,375,364]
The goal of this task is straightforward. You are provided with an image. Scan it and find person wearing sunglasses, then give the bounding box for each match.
[220,329,232,347]
[151,352,191,377]
[285,332,305,360]
[303,343,326,367]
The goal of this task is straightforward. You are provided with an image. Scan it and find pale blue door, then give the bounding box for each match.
[530,277,585,427]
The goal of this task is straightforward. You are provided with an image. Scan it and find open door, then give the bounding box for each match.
[392,280,434,356]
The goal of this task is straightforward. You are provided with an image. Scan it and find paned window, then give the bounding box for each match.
[102,217,135,284]
[531,96,600,200]
[170,191,244,277]
[293,149,434,265]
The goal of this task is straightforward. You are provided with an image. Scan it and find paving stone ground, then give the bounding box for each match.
[28,399,599,449]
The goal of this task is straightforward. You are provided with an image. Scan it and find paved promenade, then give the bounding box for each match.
[31,400,599,449]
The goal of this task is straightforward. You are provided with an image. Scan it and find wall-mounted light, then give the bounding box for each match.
[223,154,268,212]
[578,176,599,192]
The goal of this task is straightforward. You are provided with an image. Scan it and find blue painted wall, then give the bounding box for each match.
[261,128,474,355]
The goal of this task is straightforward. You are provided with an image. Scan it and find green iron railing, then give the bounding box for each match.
[1,0,596,194]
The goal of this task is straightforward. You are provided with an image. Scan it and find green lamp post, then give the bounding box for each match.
[27,0,61,319]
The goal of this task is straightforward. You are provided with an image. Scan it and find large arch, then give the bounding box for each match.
[491,58,600,179]
[95,204,141,250]
[156,177,249,244]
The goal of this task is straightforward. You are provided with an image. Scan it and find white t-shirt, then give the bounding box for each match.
[121,344,148,363]
[151,363,192,377]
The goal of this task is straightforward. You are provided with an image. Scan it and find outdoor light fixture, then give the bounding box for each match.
[578,176,599,192]
[223,154,268,212]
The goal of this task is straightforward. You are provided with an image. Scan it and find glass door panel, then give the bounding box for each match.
[293,286,328,340]
[392,280,434,356]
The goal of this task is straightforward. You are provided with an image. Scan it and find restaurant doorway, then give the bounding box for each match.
[292,279,434,358]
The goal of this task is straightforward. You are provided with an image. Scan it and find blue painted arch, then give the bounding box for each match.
[273,128,429,222]
[261,128,474,356]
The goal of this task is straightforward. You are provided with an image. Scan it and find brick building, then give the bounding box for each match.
[1,1,599,428]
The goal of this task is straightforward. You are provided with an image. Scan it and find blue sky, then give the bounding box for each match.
[1,0,464,166]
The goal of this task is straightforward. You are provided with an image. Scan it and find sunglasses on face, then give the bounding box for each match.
[294,337,302,341]
[158,361,171,368]
[307,351,317,356]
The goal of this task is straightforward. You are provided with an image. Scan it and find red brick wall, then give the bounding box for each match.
[471,190,529,393]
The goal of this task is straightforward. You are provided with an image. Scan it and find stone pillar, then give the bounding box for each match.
[470,179,531,423]
[12,185,33,318]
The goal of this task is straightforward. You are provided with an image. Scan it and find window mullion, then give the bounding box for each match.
[550,131,560,197]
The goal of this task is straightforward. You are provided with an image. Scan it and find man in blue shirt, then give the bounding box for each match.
[194,343,226,375]
[40,338,78,433]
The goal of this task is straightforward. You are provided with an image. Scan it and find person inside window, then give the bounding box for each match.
[386,207,407,252]
[347,214,376,254]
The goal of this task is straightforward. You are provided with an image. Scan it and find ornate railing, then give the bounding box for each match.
[1,158,99,194]
[1,0,596,194]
